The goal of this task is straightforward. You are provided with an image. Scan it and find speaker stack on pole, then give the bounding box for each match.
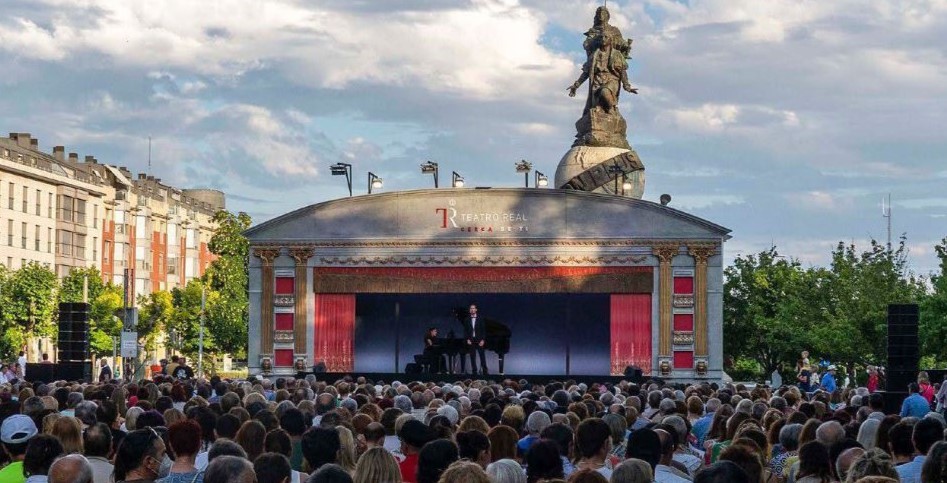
[57,302,92,382]
[882,303,919,414]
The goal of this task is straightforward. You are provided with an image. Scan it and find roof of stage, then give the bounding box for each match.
[245,188,731,243]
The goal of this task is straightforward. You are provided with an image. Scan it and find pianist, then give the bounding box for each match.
[423,327,446,373]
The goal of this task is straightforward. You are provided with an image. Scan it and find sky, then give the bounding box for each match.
[0,0,945,274]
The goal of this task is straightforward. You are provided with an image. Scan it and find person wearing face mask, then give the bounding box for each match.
[113,428,167,483]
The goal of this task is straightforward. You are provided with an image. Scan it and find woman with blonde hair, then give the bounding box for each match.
[437,460,491,483]
[50,416,83,454]
[163,408,186,427]
[41,413,62,435]
[354,447,402,483]
[337,426,358,474]
[458,416,491,435]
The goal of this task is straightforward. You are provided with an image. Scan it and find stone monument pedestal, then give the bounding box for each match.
[555,145,646,199]
[574,108,631,150]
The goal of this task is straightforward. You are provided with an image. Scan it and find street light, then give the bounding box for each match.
[515,159,532,187]
[368,172,383,194]
[420,161,439,188]
[606,165,624,195]
[330,163,352,197]
[534,171,548,188]
[622,176,633,195]
[452,171,465,188]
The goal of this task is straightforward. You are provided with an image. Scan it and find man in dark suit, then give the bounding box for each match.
[463,304,489,375]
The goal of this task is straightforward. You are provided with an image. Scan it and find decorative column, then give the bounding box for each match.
[653,244,679,376]
[290,247,314,371]
[689,244,716,376]
[254,248,280,373]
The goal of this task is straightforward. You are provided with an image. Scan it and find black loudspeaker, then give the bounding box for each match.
[54,361,92,382]
[878,391,909,416]
[624,365,643,382]
[24,363,54,383]
[888,304,920,374]
[404,363,421,374]
[58,302,91,363]
[313,362,327,373]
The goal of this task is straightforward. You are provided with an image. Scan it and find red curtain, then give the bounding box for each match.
[611,294,652,375]
[674,351,694,369]
[674,277,694,294]
[673,313,694,332]
[274,349,294,367]
[275,277,295,294]
[314,294,355,372]
[275,313,294,331]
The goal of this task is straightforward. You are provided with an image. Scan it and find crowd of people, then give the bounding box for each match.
[1,367,947,483]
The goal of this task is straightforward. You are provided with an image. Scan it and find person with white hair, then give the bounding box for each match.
[856,418,880,449]
[436,405,459,426]
[516,411,551,457]
[48,454,94,483]
[664,415,702,476]
[394,394,413,414]
[486,459,526,483]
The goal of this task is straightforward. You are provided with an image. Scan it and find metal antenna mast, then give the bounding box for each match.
[882,193,892,252]
[147,136,152,174]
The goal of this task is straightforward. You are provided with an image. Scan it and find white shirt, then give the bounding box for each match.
[673,452,702,476]
[87,456,114,483]
[655,464,692,482]
[195,451,209,470]
[18,355,26,376]
[471,317,477,337]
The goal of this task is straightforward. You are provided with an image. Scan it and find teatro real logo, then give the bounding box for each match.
[435,199,529,233]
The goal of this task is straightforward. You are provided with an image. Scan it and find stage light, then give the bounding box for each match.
[515,159,532,187]
[368,172,383,194]
[622,179,633,193]
[452,171,465,188]
[330,162,352,197]
[535,171,548,188]
[420,161,439,188]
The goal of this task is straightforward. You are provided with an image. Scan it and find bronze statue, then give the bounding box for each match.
[566,5,637,149]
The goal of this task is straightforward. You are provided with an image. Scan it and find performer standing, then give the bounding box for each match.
[463,304,489,375]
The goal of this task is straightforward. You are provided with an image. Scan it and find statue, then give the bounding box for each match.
[554,5,645,198]
[568,6,638,115]
[566,6,637,149]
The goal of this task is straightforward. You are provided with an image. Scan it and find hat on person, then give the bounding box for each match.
[398,419,435,449]
[828,365,837,371]
[1,414,38,444]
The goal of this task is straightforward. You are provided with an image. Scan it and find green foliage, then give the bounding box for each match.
[920,238,947,364]
[1,262,59,359]
[725,238,931,375]
[60,267,124,356]
[202,210,251,357]
[138,290,173,351]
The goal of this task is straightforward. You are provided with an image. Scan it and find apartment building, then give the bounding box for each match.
[0,132,223,299]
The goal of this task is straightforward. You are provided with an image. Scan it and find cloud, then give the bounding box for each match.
[668,194,744,210]
[896,198,947,210]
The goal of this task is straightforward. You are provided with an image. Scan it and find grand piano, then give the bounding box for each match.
[425,308,511,375]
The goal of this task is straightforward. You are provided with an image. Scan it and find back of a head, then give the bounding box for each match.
[254,452,291,483]
[418,439,459,483]
[23,434,64,478]
[694,461,751,483]
[846,447,899,482]
[353,447,400,483]
[307,463,354,483]
[48,454,94,483]
[486,459,527,483]
[208,438,249,462]
[302,426,342,471]
[575,418,610,459]
[611,458,653,483]
[887,421,915,457]
[912,416,944,455]
[525,439,564,482]
[437,460,491,483]
[625,428,660,470]
[205,455,256,483]
[82,422,112,458]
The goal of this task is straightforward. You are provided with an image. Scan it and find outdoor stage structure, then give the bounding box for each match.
[245,188,730,381]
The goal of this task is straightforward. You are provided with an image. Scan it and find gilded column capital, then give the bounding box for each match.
[652,244,680,263]
[289,248,315,266]
[688,244,717,264]
[253,248,281,266]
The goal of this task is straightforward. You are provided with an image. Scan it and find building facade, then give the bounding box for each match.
[0,132,224,298]
[245,188,729,380]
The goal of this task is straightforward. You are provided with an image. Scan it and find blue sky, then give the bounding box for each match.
[0,0,944,273]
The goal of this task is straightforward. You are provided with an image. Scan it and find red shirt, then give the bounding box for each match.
[867,374,878,393]
[399,453,419,483]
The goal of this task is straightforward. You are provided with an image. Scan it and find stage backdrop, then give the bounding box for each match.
[354,293,611,375]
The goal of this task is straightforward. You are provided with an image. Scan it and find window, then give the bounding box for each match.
[167,256,178,275]
[35,189,40,216]
[185,257,196,277]
[21,186,27,213]
[47,228,52,253]
[76,199,86,225]
[8,182,14,210]
[21,222,26,249]
[34,225,40,251]
[136,215,147,236]
[186,228,197,249]
[93,205,98,228]
[104,240,111,263]
[7,220,12,246]
[5,257,10,268]
[167,223,178,243]
[135,245,146,261]
[47,193,52,218]
[58,230,73,256]
[59,195,74,222]
[114,242,125,264]
[93,237,98,261]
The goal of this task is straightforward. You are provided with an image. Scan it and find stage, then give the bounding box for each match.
[245,188,729,381]
[309,372,648,387]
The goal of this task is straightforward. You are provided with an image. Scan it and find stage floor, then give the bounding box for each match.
[309,372,642,386]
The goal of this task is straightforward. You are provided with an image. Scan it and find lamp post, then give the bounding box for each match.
[198,285,205,379]
[330,163,353,197]
[420,161,439,188]
[607,165,624,195]
[368,172,383,194]
[452,171,465,188]
[534,171,548,188]
[515,160,532,187]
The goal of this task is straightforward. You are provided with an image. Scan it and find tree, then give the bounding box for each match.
[138,290,173,352]
[920,237,947,363]
[202,210,251,357]
[723,247,819,377]
[1,262,58,361]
